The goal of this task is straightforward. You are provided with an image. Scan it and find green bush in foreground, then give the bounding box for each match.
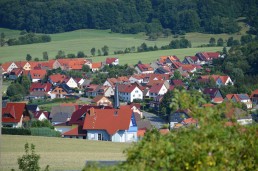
[83,90,258,171]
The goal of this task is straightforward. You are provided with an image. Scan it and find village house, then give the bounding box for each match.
[85,85,114,97]
[91,95,112,106]
[91,62,102,72]
[83,106,138,142]
[27,69,47,82]
[29,82,52,99]
[2,102,30,128]
[50,84,74,99]
[198,75,233,87]
[224,94,253,109]
[118,84,143,102]
[149,83,168,98]
[64,77,78,89]
[1,62,18,74]
[103,77,130,88]
[9,68,23,80]
[203,88,224,104]
[32,111,50,121]
[182,56,201,65]
[195,52,220,65]
[169,110,190,129]
[105,57,119,65]
[135,64,154,74]
[48,73,67,85]
[250,89,258,106]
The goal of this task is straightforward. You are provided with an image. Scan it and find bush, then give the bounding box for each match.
[30,127,61,137]
[2,127,31,135]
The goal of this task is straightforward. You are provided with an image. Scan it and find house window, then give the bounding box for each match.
[98,134,102,140]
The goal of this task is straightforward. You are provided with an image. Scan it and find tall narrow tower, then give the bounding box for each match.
[114,83,120,109]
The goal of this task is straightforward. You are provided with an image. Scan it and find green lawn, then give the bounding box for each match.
[1,135,131,171]
[0,24,247,64]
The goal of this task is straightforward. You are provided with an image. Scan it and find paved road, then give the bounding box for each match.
[142,111,167,129]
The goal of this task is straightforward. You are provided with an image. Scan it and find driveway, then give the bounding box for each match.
[142,111,167,129]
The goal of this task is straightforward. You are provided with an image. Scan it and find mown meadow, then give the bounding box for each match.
[1,135,130,171]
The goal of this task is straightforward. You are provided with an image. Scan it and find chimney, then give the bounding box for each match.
[114,83,120,109]
[89,107,95,116]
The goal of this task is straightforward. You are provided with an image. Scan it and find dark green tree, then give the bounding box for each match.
[67,53,76,58]
[26,54,32,61]
[56,50,65,59]
[77,51,85,58]
[101,45,109,56]
[217,38,224,46]
[227,37,234,47]
[0,32,5,46]
[82,65,90,72]
[240,35,253,45]
[209,37,216,46]
[90,48,96,56]
[42,51,48,61]
[97,49,101,56]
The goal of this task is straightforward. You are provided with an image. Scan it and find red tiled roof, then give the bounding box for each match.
[106,58,118,64]
[15,61,27,68]
[212,97,224,103]
[159,129,169,135]
[251,89,258,98]
[137,64,154,72]
[63,126,87,136]
[137,129,146,137]
[171,79,184,87]
[69,105,112,125]
[30,82,52,92]
[29,70,47,80]
[49,73,66,83]
[83,106,133,135]
[92,62,102,69]
[182,118,197,124]
[2,103,27,123]
[10,68,23,75]
[118,84,139,93]
[181,64,196,72]
[149,83,164,93]
[1,62,14,71]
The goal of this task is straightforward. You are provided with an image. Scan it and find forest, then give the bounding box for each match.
[0,0,257,35]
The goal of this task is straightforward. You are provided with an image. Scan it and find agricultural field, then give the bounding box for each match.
[0,22,247,64]
[0,135,131,171]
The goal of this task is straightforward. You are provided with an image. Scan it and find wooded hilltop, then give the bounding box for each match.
[0,0,258,35]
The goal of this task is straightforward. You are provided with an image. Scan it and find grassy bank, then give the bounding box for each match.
[0,135,130,171]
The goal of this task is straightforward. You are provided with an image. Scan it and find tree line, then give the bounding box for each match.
[0,0,257,35]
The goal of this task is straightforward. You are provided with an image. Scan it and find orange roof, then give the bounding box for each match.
[212,97,224,103]
[63,126,87,136]
[251,89,258,98]
[202,104,215,107]
[118,84,139,93]
[137,129,146,137]
[2,102,27,123]
[92,95,110,103]
[49,73,66,83]
[15,61,27,68]
[1,62,14,71]
[181,64,196,72]
[92,62,102,69]
[29,70,47,79]
[182,118,197,124]
[83,106,133,135]
[159,129,169,135]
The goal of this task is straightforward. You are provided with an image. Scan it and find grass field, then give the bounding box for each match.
[1,135,131,171]
[0,21,247,64]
